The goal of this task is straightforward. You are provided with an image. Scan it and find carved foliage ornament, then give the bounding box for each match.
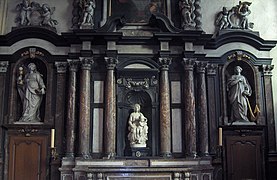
[215,1,254,31]
[15,0,58,30]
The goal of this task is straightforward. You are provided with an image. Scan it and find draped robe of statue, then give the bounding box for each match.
[227,66,251,123]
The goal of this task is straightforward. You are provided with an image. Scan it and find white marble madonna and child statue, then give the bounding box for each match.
[128,104,148,148]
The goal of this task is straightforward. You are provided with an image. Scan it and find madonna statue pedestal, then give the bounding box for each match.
[126,146,150,158]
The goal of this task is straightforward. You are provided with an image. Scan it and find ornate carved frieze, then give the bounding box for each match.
[55,62,68,74]
[0,61,9,73]
[18,127,38,137]
[215,1,254,31]
[227,51,251,61]
[15,0,58,31]
[117,76,158,90]
[21,48,44,59]
[80,57,94,70]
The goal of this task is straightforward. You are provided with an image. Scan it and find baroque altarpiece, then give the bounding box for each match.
[0,0,276,180]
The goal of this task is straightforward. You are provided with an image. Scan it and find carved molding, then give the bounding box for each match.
[55,62,68,73]
[0,61,9,73]
[18,127,39,137]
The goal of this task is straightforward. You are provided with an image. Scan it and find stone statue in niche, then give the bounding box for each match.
[179,0,194,29]
[17,63,46,122]
[227,66,254,124]
[215,1,254,31]
[128,104,148,148]
[79,0,96,29]
[15,0,58,31]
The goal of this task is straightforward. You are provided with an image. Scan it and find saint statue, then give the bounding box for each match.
[227,66,251,123]
[80,0,96,28]
[128,104,148,148]
[17,63,46,122]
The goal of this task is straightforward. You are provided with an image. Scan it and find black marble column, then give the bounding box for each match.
[104,57,118,158]
[206,64,218,155]
[196,62,209,156]
[54,62,68,157]
[261,65,276,153]
[182,58,197,157]
[65,59,79,158]
[79,57,93,159]
[158,57,172,157]
[0,61,8,175]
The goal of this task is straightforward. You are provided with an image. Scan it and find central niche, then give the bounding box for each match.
[116,60,159,157]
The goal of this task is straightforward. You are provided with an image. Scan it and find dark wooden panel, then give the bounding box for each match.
[226,135,262,180]
[8,136,47,180]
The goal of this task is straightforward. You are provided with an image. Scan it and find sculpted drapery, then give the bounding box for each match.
[227,66,251,123]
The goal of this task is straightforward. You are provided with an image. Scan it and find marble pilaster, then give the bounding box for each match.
[54,62,68,157]
[79,57,93,159]
[182,58,197,157]
[196,62,209,156]
[158,57,172,157]
[103,57,118,158]
[206,64,218,155]
[65,59,79,158]
[261,65,276,153]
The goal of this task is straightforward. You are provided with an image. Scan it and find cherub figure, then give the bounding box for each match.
[41,4,58,27]
[80,0,96,27]
[215,7,230,30]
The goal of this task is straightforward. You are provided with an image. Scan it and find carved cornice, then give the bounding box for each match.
[67,59,79,72]
[0,61,9,73]
[182,58,196,71]
[55,62,68,73]
[105,57,118,70]
[196,62,207,73]
[261,65,274,76]
[206,64,218,75]
[158,57,172,70]
[80,57,94,70]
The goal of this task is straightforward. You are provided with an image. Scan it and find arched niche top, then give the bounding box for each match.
[124,63,152,69]
[117,58,160,71]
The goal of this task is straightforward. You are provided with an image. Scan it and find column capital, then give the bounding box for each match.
[80,57,94,70]
[261,65,274,76]
[0,61,9,73]
[158,57,172,70]
[67,59,79,72]
[206,64,218,75]
[105,57,118,70]
[55,62,68,73]
[195,62,207,73]
[182,58,196,71]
